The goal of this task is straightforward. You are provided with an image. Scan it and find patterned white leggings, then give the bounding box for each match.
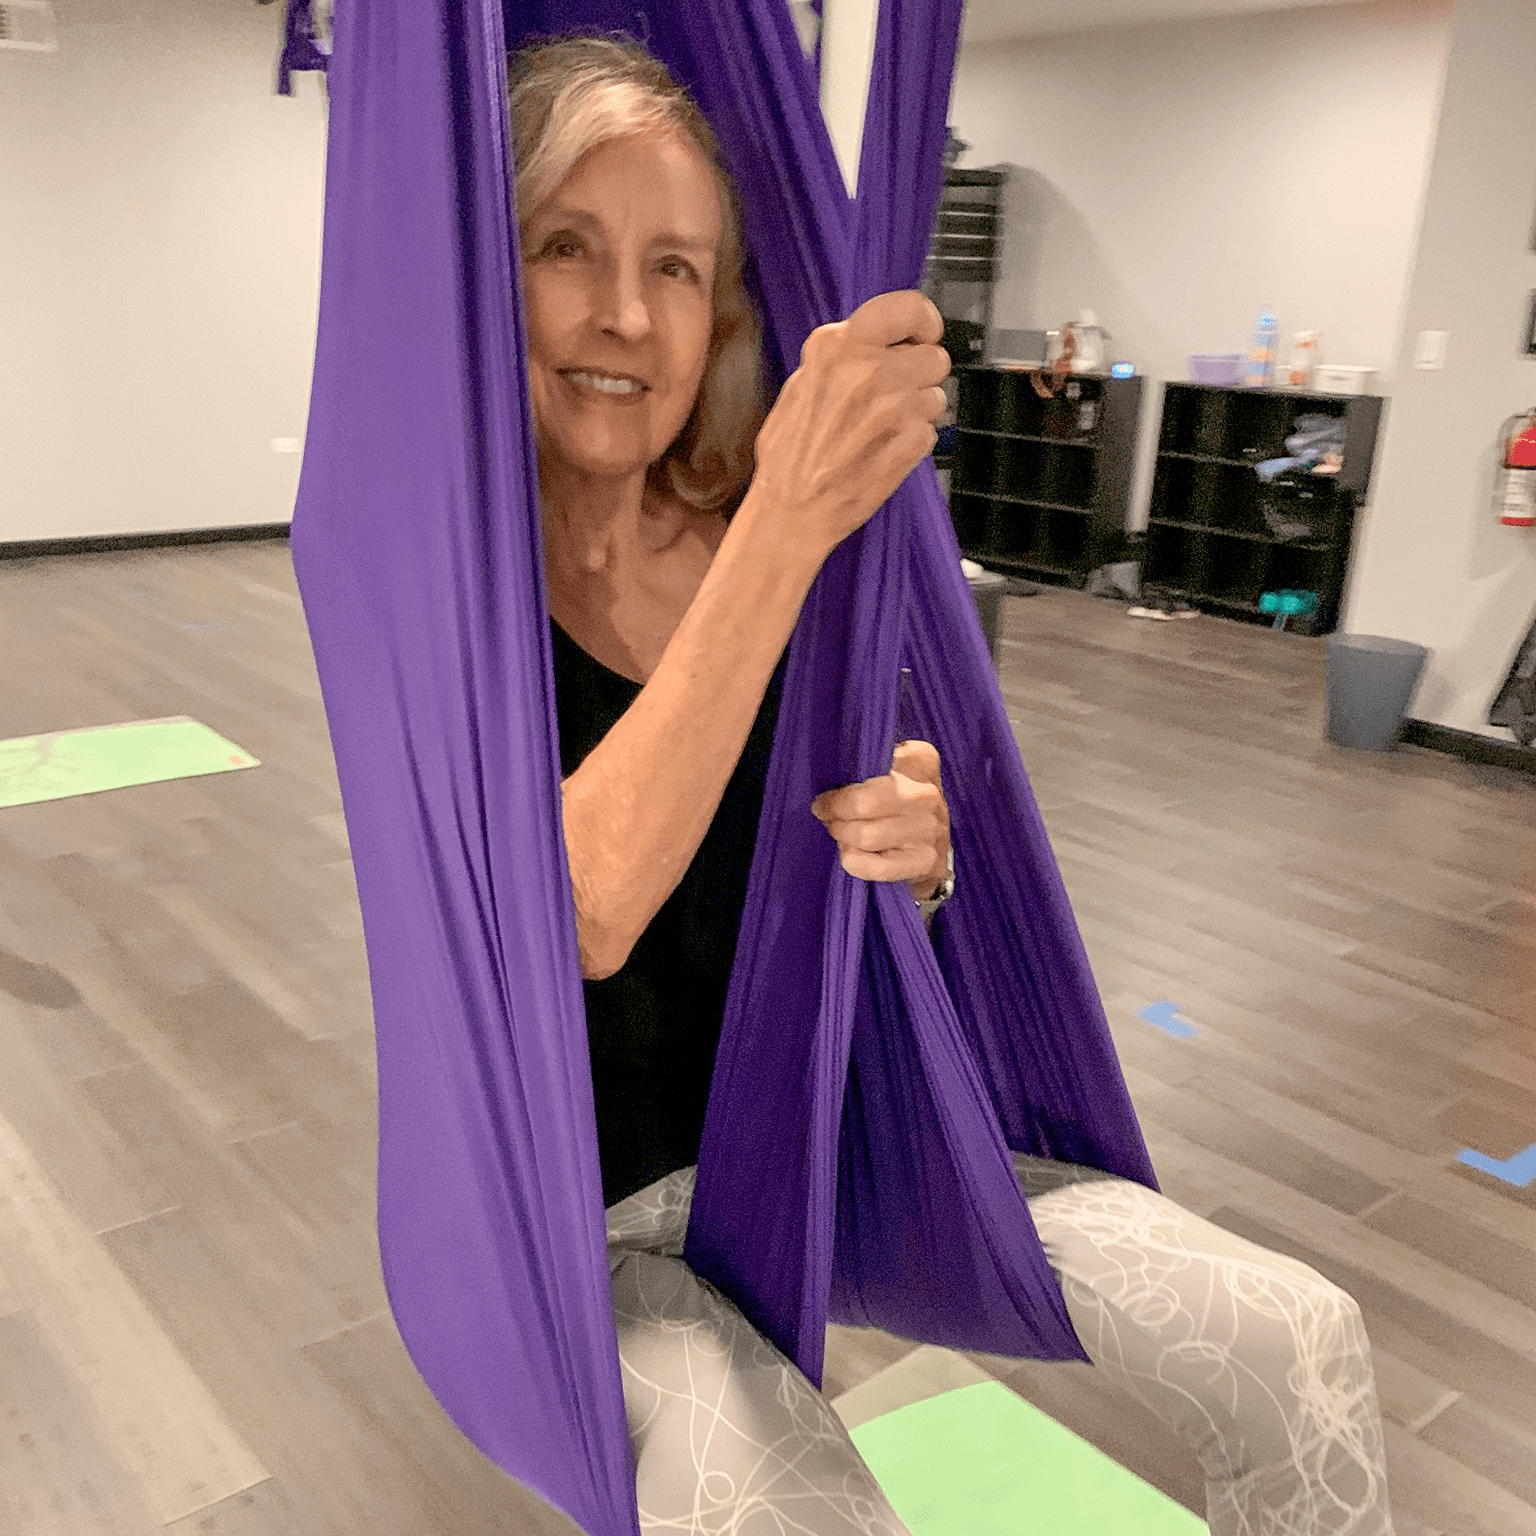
[605,1158,1395,1536]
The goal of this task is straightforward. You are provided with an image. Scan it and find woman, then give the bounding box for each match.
[513,34,1395,1536]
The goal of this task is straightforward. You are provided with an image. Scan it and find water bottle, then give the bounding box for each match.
[1246,308,1278,389]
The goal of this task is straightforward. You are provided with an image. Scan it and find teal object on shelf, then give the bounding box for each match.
[1259,589,1319,618]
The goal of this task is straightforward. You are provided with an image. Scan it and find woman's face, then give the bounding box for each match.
[522,130,722,489]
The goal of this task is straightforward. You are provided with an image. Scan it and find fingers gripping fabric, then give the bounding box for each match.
[290,0,1156,1532]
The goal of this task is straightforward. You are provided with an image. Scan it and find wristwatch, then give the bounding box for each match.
[914,846,956,920]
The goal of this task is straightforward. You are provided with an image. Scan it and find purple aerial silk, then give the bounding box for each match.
[289,3,1156,1534]
[275,0,329,96]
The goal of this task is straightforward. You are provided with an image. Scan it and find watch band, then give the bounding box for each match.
[914,846,956,919]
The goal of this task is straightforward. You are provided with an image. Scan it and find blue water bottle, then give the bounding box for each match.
[1246,309,1278,389]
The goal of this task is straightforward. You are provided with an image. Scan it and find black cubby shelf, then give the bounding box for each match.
[960,428,1098,447]
[1143,382,1385,634]
[947,369,1144,587]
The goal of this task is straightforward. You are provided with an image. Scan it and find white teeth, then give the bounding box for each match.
[567,371,642,396]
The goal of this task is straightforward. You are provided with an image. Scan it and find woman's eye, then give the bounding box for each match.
[658,255,699,282]
[538,234,581,260]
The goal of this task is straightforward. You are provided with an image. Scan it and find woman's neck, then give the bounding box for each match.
[540,457,643,574]
[540,455,696,578]
[538,455,725,683]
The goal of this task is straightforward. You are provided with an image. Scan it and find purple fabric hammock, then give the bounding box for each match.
[274,0,330,96]
[288,3,1157,1534]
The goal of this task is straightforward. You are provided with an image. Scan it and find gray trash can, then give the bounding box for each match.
[1325,633,1429,751]
[966,568,1008,667]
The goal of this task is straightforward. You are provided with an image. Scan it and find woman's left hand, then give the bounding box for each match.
[810,741,951,902]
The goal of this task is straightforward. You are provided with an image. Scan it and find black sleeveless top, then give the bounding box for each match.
[550,618,789,1206]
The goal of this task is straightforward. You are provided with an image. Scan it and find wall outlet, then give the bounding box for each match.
[1414,330,1449,369]
[270,437,302,454]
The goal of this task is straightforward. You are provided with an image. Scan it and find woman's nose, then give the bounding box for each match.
[594,260,651,343]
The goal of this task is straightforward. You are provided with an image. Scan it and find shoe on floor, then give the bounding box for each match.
[1129,601,1200,621]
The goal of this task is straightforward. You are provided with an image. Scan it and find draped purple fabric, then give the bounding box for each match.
[289,3,1156,1534]
[275,0,329,97]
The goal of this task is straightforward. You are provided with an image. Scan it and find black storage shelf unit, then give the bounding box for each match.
[1143,383,1385,633]
[925,168,1006,369]
[947,369,1144,587]
[926,168,1005,288]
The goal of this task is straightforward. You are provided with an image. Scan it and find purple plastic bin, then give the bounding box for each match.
[1189,353,1245,385]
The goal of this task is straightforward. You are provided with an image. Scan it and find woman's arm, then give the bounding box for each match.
[562,291,948,979]
[561,500,820,979]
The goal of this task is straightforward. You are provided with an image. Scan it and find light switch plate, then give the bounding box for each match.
[1414,329,1449,369]
[0,1,58,51]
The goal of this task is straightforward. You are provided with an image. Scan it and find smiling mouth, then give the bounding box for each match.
[560,369,647,397]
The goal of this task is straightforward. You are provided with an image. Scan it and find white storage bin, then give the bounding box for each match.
[1313,364,1378,395]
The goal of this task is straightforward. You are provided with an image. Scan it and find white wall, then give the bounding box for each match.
[1341,0,1536,741]
[0,0,326,543]
[819,0,879,197]
[949,0,1452,524]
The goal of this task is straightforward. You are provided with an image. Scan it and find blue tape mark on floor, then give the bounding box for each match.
[1456,1143,1536,1188]
[1139,1001,1197,1039]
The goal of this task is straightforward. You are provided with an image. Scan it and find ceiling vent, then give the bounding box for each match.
[0,1,58,50]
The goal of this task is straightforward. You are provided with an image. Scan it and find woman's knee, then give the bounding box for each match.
[1034,1183,1375,1417]
[611,1251,745,1443]
[1163,1250,1379,1482]
[1222,1247,1368,1357]
[1240,1262,1377,1409]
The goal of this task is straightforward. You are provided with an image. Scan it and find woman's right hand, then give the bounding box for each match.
[746,290,950,563]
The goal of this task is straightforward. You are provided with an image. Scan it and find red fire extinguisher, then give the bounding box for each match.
[1498,410,1536,526]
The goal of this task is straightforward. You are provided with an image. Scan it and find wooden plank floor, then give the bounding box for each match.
[0,541,1532,1535]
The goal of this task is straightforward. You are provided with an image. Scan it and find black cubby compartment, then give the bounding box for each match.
[1027,443,1095,509]
[1148,456,1195,524]
[1155,384,1201,455]
[999,437,1036,496]
[1257,477,1344,544]
[1036,509,1093,573]
[986,501,1040,563]
[1209,467,1271,537]
[1142,522,1207,596]
[948,491,989,553]
[952,432,1005,495]
[1149,458,1268,534]
[994,374,1045,435]
[957,372,1003,433]
[1266,542,1332,595]
[1183,462,1229,528]
[1203,533,1269,607]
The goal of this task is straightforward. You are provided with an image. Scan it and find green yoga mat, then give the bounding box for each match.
[0,718,259,808]
[850,1381,1207,1536]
